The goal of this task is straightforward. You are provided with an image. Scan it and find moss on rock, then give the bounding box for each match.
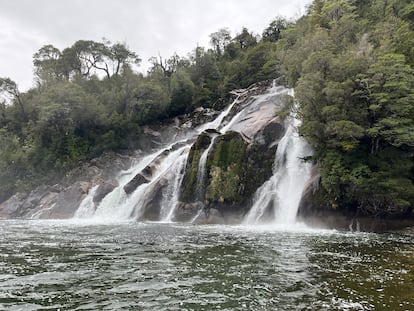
[180,132,212,202]
[205,132,247,204]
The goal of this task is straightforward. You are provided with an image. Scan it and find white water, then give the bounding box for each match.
[73,185,99,218]
[197,90,246,133]
[243,114,312,226]
[195,136,217,201]
[93,146,188,221]
[160,151,189,222]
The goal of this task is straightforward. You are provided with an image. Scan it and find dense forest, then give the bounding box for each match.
[1,0,413,217]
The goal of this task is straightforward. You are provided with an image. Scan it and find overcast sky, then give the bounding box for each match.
[0,0,312,91]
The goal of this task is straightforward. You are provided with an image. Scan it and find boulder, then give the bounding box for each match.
[193,208,225,225]
[0,192,28,218]
[124,174,150,195]
[173,201,203,222]
[41,181,90,219]
[94,181,118,204]
[135,177,169,221]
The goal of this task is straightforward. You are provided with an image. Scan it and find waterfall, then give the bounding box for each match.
[195,136,217,201]
[160,151,189,222]
[243,115,312,226]
[73,185,99,218]
[71,82,312,226]
[72,89,246,221]
[197,90,246,133]
[92,146,188,221]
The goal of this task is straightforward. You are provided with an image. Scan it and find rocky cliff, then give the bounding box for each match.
[175,82,288,224]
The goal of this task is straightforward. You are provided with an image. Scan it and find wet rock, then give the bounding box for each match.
[124,174,150,195]
[136,177,169,221]
[255,118,285,147]
[41,181,90,219]
[26,192,60,219]
[94,181,118,204]
[179,132,213,202]
[204,131,248,205]
[183,107,220,128]
[193,208,225,225]
[0,192,28,218]
[173,202,203,222]
[143,127,161,137]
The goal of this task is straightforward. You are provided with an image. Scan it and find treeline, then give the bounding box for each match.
[0,21,288,202]
[283,0,414,215]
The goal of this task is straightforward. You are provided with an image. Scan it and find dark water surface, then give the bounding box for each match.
[0,220,413,310]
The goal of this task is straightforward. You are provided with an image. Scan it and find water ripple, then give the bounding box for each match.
[0,220,413,310]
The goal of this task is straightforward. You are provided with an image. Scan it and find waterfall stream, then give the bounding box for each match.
[160,151,189,222]
[243,114,312,226]
[73,83,312,225]
[195,136,216,201]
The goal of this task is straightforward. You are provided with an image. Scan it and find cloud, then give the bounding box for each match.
[0,0,311,91]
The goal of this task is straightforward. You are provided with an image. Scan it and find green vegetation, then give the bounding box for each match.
[1,0,413,219]
[180,133,212,202]
[281,0,414,216]
[205,132,247,204]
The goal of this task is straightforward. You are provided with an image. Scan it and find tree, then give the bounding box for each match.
[209,28,231,56]
[38,40,141,80]
[362,53,414,148]
[262,17,291,42]
[234,27,257,49]
[169,70,195,116]
[33,44,63,82]
[148,53,188,79]
[0,78,26,120]
[105,40,141,76]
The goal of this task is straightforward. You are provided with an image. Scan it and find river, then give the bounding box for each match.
[1,220,413,310]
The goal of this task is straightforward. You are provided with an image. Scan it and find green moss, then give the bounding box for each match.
[179,132,212,202]
[205,132,247,203]
[208,132,246,169]
[206,164,242,203]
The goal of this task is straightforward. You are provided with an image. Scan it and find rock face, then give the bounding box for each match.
[93,181,117,204]
[0,151,134,219]
[177,82,288,223]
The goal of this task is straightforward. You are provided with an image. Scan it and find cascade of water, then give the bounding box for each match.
[243,115,312,226]
[85,148,170,221]
[195,136,217,201]
[160,151,189,222]
[72,83,308,224]
[73,185,99,218]
[92,146,188,221]
[197,90,246,133]
[72,87,248,221]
